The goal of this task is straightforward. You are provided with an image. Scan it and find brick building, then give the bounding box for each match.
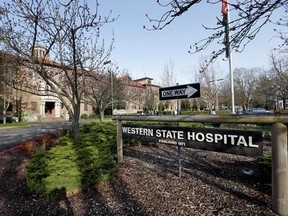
[0,47,166,121]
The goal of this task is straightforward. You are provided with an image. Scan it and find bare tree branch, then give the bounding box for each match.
[145,0,287,70]
[0,0,116,138]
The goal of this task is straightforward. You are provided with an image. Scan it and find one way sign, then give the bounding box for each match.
[159,83,200,100]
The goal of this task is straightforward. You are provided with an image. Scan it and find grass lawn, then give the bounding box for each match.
[0,122,29,129]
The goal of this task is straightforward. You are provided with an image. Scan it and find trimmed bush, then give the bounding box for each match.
[26,146,81,198]
[76,122,117,186]
[26,122,117,198]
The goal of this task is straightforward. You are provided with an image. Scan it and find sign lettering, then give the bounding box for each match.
[159,83,200,100]
[122,124,263,157]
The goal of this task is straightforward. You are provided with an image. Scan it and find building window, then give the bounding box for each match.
[45,84,50,94]
[7,103,13,112]
[84,103,88,111]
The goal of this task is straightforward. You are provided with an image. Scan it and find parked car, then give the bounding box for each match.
[0,114,13,123]
[243,108,274,115]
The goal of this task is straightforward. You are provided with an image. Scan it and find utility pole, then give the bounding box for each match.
[221,0,235,114]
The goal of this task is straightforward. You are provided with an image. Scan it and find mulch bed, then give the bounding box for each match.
[0,142,277,216]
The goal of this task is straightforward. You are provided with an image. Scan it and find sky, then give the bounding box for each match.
[96,0,283,85]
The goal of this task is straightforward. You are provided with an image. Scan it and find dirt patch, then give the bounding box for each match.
[0,143,276,215]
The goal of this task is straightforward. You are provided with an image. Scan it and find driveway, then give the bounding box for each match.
[0,121,71,152]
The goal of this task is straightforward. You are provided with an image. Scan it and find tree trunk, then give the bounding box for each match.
[99,109,105,122]
[3,110,6,124]
[71,104,81,139]
[16,98,22,122]
[71,118,80,139]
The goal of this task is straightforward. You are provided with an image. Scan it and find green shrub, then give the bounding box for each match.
[58,135,74,146]
[26,150,51,195]
[258,151,272,183]
[80,113,99,119]
[26,144,82,198]
[80,113,88,119]
[254,125,272,140]
[263,131,272,140]
[26,122,117,198]
[180,110,210,115]
[216,110,232,115]
[180,122,205,128]
[78,122,116,152]
[76,122,117,186]
[86,114,98,119]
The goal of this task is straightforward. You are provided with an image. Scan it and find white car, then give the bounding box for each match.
[243,108,274,115]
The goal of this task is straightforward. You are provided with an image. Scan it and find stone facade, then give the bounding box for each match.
[0,48,166,121]
[0,47,94,122]
[113,76,175,115]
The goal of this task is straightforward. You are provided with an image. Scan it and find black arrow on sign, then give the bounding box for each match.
[159,83,200,100]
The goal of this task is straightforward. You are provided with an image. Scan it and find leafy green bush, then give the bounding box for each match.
[180,122,205,128]
[26,151,50,195]
[75,122,116,186]
[26,139,82,198]
[263,131,272,140]
[258,151,272,183]
[88,114,98,119]
[157,110,173,115]
[26,122,117,198]
[180,110,210,115]
[80,113,88,119]
[216,110,232,115]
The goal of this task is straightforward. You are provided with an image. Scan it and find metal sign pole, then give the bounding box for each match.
[176,83,182,178]
[116,119,123,163]
[178,145,182,178]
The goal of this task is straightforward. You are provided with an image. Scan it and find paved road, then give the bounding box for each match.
[0,121,71,152]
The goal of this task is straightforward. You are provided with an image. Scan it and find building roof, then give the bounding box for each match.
[133,77,153,82]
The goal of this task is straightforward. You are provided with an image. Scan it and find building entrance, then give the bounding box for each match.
[45,102,55,116]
